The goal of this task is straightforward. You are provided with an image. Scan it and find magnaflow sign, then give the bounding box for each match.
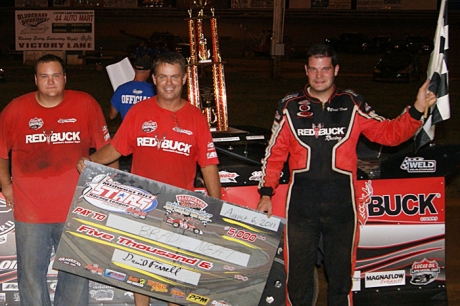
[15,10,95,51]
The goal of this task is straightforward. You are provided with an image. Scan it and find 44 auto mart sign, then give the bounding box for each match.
[15,10,95,51]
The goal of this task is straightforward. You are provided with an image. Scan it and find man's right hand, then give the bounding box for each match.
[76,157,90,173]
[2,183,14,212]
[257,195,273,218]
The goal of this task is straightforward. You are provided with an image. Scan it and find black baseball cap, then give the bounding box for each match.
[134,56,152,70]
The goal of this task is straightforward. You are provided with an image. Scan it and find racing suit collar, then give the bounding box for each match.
[304,84,338,104]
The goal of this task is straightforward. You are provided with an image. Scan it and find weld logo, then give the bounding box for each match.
[400,157,436,173]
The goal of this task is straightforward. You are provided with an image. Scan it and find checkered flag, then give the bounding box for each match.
[415,0,450,152]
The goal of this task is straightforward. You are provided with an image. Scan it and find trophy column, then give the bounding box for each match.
[186,7,228,132]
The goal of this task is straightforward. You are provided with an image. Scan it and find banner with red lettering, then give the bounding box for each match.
[15,10,95,51]
[53,162,285,305]
[353,177,447,304]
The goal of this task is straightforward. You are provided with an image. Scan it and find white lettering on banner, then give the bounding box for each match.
[25,132,81,144]
[121,95,149,104]
[297,127,345,137]
[18,43,65,49]
[136,137,191,155]
[106,214,250,267]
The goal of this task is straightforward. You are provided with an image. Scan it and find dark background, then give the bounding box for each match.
[0,7,459,305]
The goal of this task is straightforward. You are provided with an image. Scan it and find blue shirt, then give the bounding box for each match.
[110,81,156,120]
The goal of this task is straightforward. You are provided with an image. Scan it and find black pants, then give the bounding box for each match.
[285,181,355,306]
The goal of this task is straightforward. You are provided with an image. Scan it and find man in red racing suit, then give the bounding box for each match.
[256,43,437,306]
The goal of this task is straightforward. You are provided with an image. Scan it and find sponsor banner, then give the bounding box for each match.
[354,177,446,301]
[54,162,285,305]
[15,10,95,51]
[364,270,406,288]
[356,177,445,225]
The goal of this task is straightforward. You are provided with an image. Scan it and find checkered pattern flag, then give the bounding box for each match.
[415,0,450,152]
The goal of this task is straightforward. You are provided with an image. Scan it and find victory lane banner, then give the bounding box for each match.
[53,162,285,305]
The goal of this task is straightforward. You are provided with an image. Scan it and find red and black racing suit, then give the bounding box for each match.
[259,85,423,306]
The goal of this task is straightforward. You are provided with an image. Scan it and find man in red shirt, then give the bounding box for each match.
[77,52,221,306]
[0,54,115,306]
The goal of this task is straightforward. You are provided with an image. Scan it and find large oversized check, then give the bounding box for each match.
[54,162,285,305]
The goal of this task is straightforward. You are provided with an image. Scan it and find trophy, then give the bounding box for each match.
[186,2,228,131]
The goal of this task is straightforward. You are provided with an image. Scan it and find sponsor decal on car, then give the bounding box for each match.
[365,270,406,288]
[357,180,441,226]
[89,289,115,301]
[1,283,18,291]
[219,171,239,183]
[410,258,440,285]
[400,156,436,173]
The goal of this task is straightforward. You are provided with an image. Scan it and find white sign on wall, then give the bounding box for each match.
[15,10,95,51]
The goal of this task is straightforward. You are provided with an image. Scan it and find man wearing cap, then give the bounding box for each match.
[109,56,156,120]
